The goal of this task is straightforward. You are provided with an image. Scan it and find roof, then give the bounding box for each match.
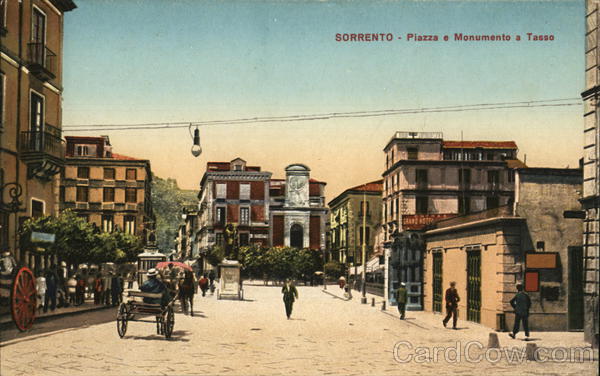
[443,141,518,149]
[346,179,383,193]
[111,153,144,161]
[506,159,528,169]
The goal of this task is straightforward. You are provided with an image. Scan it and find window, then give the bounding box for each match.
[508,170,515,183]
[215,207,225,225]
[215,232,224,246]
[214,183,226,199]
[416,169,428,188]
[0,72,5,129]
[59,186,65,202]
[240,183,250,200]
[486,196,499,209]
[359,201,369,216]
[125,188,137,203]
[31,199,44,218]
[77,167,89,179]
[30,91,44,133]
[234,164,242,171]
[0,210,8,251]
[31,8,46,64]
[104,168,115,180]
[102,215,114,232]
[239,233,249,246]
[1,0,7,30]
[124,215,136,235]
[240,207,250,225]
[488,170,500,187]
[76,186,88,202]
[103,187,115,202]
[76,145,90,156]
[486,152,495,160]
[459,168,471,187]
[359,226,370,246]
[126,168,137,180]
[407,147,418,160]
[416,196,428,214]
[458,195,471,215]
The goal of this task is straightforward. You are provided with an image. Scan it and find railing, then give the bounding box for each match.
[430,205,514,229]
[27,43,57,80]
[19,128,65,159]
[394,131,443,140]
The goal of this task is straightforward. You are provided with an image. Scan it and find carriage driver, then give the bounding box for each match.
[140,268,170,306]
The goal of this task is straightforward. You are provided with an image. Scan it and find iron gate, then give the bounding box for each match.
[433,252,443,312]
[467,249,481,323]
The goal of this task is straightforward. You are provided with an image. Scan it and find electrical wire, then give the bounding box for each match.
[62,98,582,132]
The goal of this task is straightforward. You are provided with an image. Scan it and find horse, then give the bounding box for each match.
[178,270,195,316]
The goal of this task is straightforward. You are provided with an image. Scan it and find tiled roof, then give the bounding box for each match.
[506,159,528,169]
[346,179,383,193]
[443,141,517,149]
[111,153,143,161]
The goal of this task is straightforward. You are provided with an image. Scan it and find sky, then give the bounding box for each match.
[62,0,586,199]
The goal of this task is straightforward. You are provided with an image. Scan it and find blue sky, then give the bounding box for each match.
[62,0,586,195]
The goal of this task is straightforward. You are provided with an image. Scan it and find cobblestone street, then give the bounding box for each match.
[1,284,597,376]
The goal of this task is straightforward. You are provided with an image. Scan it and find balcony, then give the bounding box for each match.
[19,125,65,180]
[27,43,57,81]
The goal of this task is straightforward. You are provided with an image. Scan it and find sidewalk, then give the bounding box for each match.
[0,299,113,327]
[321,285,596,351]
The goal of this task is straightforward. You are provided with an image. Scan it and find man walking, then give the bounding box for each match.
[281,278,298,319]
[442,281,460,329]
[509,283,531,340]
[395,282,407,320]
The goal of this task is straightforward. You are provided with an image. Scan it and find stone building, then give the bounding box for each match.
[423,168,583,331]
[0,0,76,267]
[381,131,524,309]
[196,159,327,253]
[60,136,154,240]
[328,180,383,265]
[582,0,600,347]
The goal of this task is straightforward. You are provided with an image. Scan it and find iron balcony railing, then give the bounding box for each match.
[19,125,65,160]
[27,43,57,80]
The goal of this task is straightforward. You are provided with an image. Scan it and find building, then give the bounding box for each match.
[197,159,327,253]
[328,179,383,266]
[381,131,525,310]
[582,0,600,347]
[60,136,153,240]
[423,168,583,331]
[0,0,76,268]
[175,206,198,262]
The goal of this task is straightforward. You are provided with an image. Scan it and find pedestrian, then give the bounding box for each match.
[111,273,121,306]
[442,281,460,329]
[103,272,113,306]
[94,273,103,305]
[509,283,531,340]
[199,274,209,297]
[127,272,134,289]
[76,274,86,305]
[66,274,77,306]
[209,270,216,294]
[395,282,407,320]
[44,267,58,312]
[281,278,298,319]
[338,276,346,290]
[36,270,47,313]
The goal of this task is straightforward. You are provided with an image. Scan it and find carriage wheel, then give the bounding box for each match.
[116,303,128,338]
[11,267,36,332]
[156,315,163,335]
[164,306,174,339]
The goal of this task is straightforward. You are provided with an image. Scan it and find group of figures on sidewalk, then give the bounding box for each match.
[394,280,532,340]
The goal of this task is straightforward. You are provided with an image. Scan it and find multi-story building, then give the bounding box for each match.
[328,180,383,265]
[60,136,153,240]
[423,168,583,331]
[582,0,600,347]
[382,131,524,310]
[0,0,76,268]
[197,159,327,253]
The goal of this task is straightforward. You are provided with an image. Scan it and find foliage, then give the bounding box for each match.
[19,210,143,266]
[151,175,198,253]
[205,245,225,267]
[324,261,344,279]
[237,246,323,282]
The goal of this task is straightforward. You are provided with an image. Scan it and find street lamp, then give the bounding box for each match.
[361,191,367,304]
[190,124,202,157]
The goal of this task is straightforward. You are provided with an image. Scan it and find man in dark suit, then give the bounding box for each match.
[442,281,460,329]
[281,278,298,319]
[509,283,531,340]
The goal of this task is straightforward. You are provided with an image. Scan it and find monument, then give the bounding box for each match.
[217,223,243,300]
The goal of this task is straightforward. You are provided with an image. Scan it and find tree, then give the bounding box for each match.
[324,261,344,280]
[151,175,198,253]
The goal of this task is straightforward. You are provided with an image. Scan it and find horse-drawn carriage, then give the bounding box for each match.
[0,251,37,332]
[116,261,195,339]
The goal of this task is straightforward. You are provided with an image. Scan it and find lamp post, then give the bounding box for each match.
[361,191,367,304]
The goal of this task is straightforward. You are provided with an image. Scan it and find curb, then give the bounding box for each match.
[0,304,113,330]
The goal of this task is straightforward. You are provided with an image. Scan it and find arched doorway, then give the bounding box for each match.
[290,224,304,249]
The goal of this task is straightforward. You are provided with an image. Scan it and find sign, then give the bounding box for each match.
[402,214,456,230]
[31,231,55,243]
[526,253,558,269]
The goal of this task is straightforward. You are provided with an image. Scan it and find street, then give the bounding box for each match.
[0,284,597,376]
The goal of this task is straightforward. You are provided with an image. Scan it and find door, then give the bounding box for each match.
[32,8,46,64]
[467,249,481,323]
[290,224,303,249]
[432,252,443,312]
[568,246,584,330]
